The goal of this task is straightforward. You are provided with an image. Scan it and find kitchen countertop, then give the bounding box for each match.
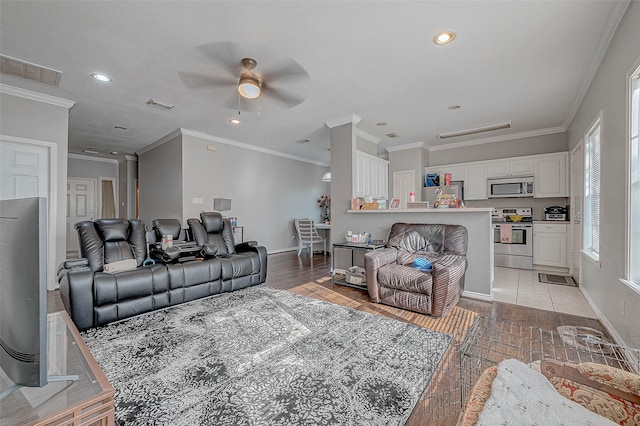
[533,220,571,224]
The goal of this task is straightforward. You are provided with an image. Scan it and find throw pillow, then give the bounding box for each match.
[103,258,137,273]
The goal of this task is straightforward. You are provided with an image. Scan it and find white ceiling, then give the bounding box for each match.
[0,1,630,165]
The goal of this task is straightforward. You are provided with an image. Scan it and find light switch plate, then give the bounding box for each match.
[192,197,204,204]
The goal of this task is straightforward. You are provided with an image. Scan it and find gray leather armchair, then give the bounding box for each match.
[364,223,468,317]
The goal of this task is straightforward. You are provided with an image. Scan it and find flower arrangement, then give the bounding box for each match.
[317,194,331,222]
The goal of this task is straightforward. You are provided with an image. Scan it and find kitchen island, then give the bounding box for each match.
[342,207,494,300]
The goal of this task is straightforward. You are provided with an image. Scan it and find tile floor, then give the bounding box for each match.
[492,267,598,318]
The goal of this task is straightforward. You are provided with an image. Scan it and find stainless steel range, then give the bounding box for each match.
[492,207,533,270]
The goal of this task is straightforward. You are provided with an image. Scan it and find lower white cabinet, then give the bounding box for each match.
[533,223,567,267]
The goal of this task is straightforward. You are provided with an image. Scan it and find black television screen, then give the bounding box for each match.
[0,197,47,387]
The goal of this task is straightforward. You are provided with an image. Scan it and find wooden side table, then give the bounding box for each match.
[0,311,115,426]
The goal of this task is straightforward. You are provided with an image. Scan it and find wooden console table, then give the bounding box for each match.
[0,311,115,426]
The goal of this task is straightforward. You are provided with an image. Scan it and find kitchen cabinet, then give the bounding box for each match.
[534,153,569,198]
[487,158,534,178]
[464,163,488,200]
[533,223,568,267]
[354,151,388,199]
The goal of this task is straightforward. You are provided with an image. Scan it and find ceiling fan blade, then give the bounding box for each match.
[178,70,236,89]
[262,85,306,108]
[261,58,310,85]
[195,41,244,78]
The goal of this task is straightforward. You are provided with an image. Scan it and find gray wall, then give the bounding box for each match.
[388,146,428,199]
[428,132,568,166]
[0,90,70,289]
[180,133,328,252]
[68,155,118,179]
[566,1,640,348]
[138,134,183,226]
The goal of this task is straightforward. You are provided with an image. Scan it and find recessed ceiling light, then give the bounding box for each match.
[448,105,462,110]
[433,31,456,45]
[376,122,387,126]
[385,132,398,138]
[90,72,112,82]
[229,118,240,125]
[110,151,119,155]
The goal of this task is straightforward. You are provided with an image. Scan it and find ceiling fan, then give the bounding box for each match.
[178,42,310,111]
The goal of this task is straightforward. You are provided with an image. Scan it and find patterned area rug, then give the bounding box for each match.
[82,285,452,425]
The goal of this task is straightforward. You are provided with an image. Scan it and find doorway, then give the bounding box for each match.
[570,140,584,283]
[66,178,97,257]
[393,170,415,209]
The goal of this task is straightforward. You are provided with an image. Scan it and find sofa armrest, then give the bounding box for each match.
[364,248,397,302]
[236,242,268,283]
[150,246,180,263]
[431,254,467,317]
[57,264,95,331]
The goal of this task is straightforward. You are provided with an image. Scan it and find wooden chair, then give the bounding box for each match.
[294,219,326,257]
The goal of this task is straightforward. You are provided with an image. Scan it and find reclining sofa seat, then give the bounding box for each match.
[58,216,267,331]
[148,218,190,262]
[187,212,267,289]
[364,223,468,317]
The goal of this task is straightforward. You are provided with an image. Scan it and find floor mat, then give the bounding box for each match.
[538,272,576,286]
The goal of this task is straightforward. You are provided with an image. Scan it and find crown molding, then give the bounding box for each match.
[180,129,329,167]
[563,0,631,130]
[428,126,566,152]
[68,153,119,163]
[355,128,380,144]
[385,141,427,153]
[0,83,75,109]
[135,129,183,155]
[324,114,362,129]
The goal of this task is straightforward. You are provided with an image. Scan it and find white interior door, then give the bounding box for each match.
[0,137,57,289]
[569,141,584,282]
[67,178,96,256]
[393,170,415,209]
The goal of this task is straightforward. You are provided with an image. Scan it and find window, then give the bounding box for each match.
[583,114,601,262]
[629,69,640,283]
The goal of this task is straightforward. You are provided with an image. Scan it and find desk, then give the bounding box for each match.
[315,223,331,251]
[0,311,115,425]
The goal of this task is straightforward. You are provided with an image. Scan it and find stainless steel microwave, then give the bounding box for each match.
[487,176,534,198]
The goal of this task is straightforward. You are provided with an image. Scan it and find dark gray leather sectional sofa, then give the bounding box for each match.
[58,212,267,331]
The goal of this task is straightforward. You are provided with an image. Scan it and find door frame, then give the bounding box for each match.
[98,176,118,218]
[569,139,584,283]
[1,134,58,290]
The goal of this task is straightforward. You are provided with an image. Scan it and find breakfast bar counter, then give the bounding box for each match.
[343,208,494,300]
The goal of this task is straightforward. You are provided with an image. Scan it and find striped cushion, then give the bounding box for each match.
[378,264,433,294]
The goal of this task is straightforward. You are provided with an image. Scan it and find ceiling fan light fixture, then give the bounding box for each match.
[238,76,261,99]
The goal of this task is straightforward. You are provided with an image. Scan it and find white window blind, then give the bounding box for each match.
[584,115,601,262]
[629,73,640,282]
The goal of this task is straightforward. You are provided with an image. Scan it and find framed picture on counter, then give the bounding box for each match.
[389,198,401,209]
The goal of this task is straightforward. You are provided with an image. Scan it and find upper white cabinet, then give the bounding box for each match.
[533,153,569,198]
[487,158,534,178]
[464,163,488,200]
[354,151,388,199]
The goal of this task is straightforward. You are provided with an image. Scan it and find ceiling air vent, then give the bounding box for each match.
[438,122,511,139]
[146,98,174,110]
[0,55,62,87]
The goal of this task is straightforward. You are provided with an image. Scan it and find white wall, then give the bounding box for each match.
[180,132,328,252]
[137,133,183,226]
[566,1,640,348]
[428,132,568,166]
[0,88,72,289]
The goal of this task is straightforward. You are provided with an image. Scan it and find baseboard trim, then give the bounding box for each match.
[462,290,493,302]
[268,247,298,254]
